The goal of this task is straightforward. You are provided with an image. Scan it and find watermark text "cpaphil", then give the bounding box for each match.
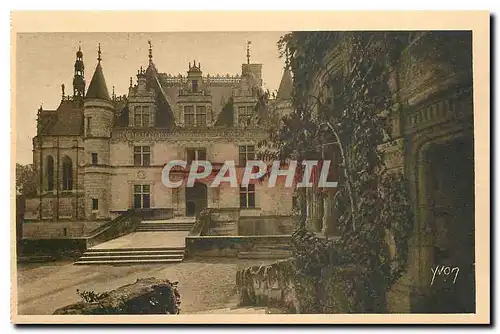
[161,160,338,188]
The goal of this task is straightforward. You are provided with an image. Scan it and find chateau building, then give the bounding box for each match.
[23,42,296,238]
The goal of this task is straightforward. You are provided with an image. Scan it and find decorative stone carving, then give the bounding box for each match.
[378,138,405,171]
[404,88,473,135]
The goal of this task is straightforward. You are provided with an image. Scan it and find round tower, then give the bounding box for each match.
[83,44,114,220]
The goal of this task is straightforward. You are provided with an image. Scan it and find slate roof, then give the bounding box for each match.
[86,62,110,101]
[214,98,234,126]
[38,100,84,136]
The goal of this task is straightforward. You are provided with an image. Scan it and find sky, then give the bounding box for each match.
[15,31,288,165]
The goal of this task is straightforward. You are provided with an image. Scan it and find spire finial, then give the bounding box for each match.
[148,40,153,64]
[130,76,133,88]
[61,83,65,98]
[246,41,251,64]
[97,43,102,63]
[78,41,81,52]
[112,85,115,99]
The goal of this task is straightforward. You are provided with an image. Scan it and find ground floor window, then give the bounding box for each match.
[133,184,151,209]
[239,184,256,209]
[186,148,207,164]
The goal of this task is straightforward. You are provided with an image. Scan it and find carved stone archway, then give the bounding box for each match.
[406,126,474,313]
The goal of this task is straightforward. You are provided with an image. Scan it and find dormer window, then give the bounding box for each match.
[196,106,206,126]
[192,80,198,93]
[134,106,150,127]
[184,105,207,127]
[238,106,253,126]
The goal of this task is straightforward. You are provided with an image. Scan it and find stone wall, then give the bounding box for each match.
[238,215,296,235]
[236,259,368,313]
[24,193,85,221]
[185,235,292,258]
[19,237,88,259]
[199,208,296,236]
[86,212,142,249]
[22,221,105,239]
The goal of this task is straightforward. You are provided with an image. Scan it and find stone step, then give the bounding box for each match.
[140,220,195,225]
[82,250,185,256]
[137,224,194,228]
[74,258,183,265]
[85,247,185,253]
[135,228,193,232]
[79,254,184,261]
[159,218,196,223]
[137,225,194,228]
[74,247,186,265]
[136,224,194,231]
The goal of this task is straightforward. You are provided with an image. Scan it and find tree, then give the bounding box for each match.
[267,31,413,311]
[16,163,37,196]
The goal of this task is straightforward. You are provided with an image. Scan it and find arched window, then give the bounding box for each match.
[62,156,73,191]
[46,156,54,191]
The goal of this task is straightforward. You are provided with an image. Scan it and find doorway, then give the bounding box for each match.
[185,182,208,217]
[423,135,475,313]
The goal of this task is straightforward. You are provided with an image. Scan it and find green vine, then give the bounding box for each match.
[267,32,414,310]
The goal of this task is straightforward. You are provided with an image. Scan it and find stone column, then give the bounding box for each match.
[322,189,339,237]
[412,148,435,309]
[305,188,315,231]
[315,191,324,232]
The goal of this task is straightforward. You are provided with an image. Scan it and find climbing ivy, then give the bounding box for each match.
[270,31,414,310]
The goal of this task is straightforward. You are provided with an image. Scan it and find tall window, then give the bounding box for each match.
[46,156,54,191]
[239,184,256,209]
[91,153,98,166]
[238,106,253,126]
[133,184,151,209]
[134,106,150,127]
[238,145,255,166]
[196,106,206,126]
[134,146,151,166]
[62,156,73,191]
[92,198,99,211]
[184,106,195,127]
[186,148,207,164]
[86,116,92,136]
[192,80,198,93]
[184,105,206,127]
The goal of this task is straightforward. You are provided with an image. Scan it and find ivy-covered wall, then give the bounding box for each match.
[236,259,372,313]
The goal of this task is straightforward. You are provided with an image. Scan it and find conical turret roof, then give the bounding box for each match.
[277,68,293,100]
[86,62,110,101]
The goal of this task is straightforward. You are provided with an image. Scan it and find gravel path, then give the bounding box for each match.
[16,258,274,315]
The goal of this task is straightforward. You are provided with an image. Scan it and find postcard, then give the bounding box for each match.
[11,11,490,324]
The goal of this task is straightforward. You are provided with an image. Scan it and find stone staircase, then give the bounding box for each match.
[74,246,186,265]
[135,217,196,232]
[74,217,195,265]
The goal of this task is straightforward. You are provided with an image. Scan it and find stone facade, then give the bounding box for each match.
[23,44,295,239]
